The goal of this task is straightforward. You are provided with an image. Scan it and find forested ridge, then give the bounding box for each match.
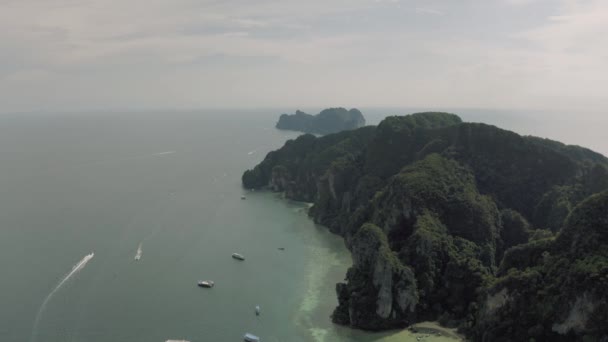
[243,112,608,341]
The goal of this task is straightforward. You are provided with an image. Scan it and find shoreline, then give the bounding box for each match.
[409,322,464,340]
[374,322,464,342]
[284,196,464,342]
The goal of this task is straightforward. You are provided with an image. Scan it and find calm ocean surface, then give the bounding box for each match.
[0,109,603,342]
[0,111,350,342]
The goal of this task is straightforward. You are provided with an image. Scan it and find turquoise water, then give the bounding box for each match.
[0,111,368,342]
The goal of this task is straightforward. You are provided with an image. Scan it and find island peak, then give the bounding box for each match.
[276,107,366,135]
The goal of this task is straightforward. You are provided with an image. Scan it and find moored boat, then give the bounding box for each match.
[244,333,260,342]
[134,243,142,261]
[232,253,245,261]
[197,280,214,288]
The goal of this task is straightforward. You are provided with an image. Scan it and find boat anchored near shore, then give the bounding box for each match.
[232,253,245,261]
[244,333,260,342]
[197,280,214,288]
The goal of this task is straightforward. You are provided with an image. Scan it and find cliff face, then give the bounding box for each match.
[275,108,366,135]
[333,224,418,330]
[242,112,608,340]
[364,155,499,326]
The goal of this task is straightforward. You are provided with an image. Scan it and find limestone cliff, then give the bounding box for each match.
[333,224,418,330]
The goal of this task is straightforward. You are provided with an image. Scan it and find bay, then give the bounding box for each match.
[0,110,356,342]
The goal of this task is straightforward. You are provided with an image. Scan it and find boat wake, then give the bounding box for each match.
[30,252,95,342]
[154,151,175,156]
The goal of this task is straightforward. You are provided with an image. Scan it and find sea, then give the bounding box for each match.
[0,108,604,342]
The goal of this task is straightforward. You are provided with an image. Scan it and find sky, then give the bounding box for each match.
[1,0,607,113]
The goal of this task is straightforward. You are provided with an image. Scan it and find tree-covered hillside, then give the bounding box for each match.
[243,112,608,341]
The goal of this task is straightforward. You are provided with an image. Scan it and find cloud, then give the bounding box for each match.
[503,0,542,5]
[0,0,607,113]
[414,7,444,15]
[547,15,570,21]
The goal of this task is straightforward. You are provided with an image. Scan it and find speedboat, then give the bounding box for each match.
[197,280,214,288]
[134,243,142,261]
[232,253,245,261]
[244,333,260,342]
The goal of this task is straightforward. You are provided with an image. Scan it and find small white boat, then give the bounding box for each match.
[255,305,260,316]
[197,280,214,288]
[244,333,260,342]
[134,243,142,261]
[232,253,245,261]
[241,195,247,200]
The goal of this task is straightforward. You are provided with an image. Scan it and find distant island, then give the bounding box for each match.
[275,107,366,135]
[243,112,608,341]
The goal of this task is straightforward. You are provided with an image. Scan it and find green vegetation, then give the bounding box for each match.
[364,112,462,178]
[242,126,376,202]
[275,107,366,135]
[242,112,608,341]
[475,191,608,341]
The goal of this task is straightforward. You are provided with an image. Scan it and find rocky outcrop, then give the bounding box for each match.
[332,224,418,330]
[552,293,597,335]
[276,107,366,135]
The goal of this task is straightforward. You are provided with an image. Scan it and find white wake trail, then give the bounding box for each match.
[30,252,95,342]
[154,151,175,156]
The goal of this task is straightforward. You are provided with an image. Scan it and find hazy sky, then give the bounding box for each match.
[1,0,607,113]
